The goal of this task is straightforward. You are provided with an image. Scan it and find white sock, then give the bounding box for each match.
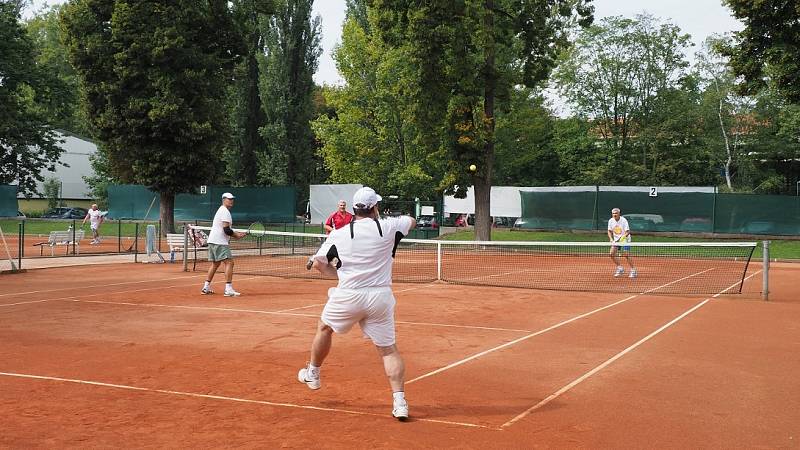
[225,283,233,291]
[203,281,210,289]
[393,391,405,402]
[308,363,320,377]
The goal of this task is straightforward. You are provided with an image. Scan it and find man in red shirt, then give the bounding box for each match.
[324,200,353,233]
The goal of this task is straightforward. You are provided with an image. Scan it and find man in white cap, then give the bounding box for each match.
[298,186,416,421]
[202,192,245,296]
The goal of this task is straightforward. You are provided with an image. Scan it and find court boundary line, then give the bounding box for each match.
[0,371,494,430]
[406,268,715,385]
[501,269,763,428]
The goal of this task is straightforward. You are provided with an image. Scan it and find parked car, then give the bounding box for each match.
[17,210,26,219]
[41,207,89,219]
[416,215,439,230]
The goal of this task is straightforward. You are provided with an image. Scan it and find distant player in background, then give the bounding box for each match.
[323,200,353,234]
[202,192,246,296]
[608,207,636,278]
[82,204,104,244]
[298,187,416,421]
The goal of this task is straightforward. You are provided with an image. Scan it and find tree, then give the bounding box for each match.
[221,0,276,186]
[553,14,693,184]
[721,0,800,103]
[259,0,322,208]
[312,3,445,201]
[0,1,65,197]
[24,4,90,136]
[370,0,593,240]
[61,0,242,233]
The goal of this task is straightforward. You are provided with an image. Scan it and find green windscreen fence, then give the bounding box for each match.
[0,185,17,217]
[519,187,800,235]
[108,185,297,222]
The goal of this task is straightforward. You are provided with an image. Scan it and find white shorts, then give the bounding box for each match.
[321,286,397,347]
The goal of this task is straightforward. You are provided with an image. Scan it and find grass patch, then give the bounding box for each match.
[439,229,800,260]
[1,219,159,237]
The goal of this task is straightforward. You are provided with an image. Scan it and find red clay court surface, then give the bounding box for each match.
[1,261,798,448]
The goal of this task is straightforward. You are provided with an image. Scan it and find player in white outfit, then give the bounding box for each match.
[297,187,416,421]
[608,207,636,278]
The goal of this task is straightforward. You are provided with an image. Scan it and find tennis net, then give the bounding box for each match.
[186,226,757,294]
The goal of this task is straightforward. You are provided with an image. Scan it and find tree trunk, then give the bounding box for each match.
[475,0,495,242]
[159,192,175,235]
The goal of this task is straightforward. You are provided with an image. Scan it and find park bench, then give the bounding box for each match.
[33,229,85,256]
[166,232,204,262]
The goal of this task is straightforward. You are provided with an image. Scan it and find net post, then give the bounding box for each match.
[436,241,442,281]
[183,223,189,272]
[762,240,769,301]
[72,219,76,255]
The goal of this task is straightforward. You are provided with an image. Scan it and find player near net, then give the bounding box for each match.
[298,186,416,421]
[608,207,637,278]
[201,192,246,296]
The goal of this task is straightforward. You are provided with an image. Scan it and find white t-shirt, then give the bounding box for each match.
[314,216,414,289]
[208,205,233,245]
[87,209,104,228]
[607,216,631,242]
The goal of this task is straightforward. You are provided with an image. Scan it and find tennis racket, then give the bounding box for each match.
[245,222,265,248]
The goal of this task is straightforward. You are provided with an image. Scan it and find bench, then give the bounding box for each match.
[33,230,85,256]
[166,233,203,262]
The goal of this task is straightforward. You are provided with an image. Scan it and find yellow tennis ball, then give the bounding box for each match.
[469,164,477,172]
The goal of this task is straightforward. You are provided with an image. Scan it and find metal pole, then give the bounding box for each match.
[762,240,770,301]
[18,222,23,270]
[118,219,122,253]
[134,223,139,263]
[436,241,442,281]
[183,223,189,272]
[72,219,76,255]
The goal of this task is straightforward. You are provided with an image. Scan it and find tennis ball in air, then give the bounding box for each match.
[469,164,477,172]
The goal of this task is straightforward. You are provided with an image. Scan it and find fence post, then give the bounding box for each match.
[592,186,599,230]
[183,223,189,272]
[762,240,769,301]
[134,223,139,263]
[18,222,23,269]
[72,219,76,255]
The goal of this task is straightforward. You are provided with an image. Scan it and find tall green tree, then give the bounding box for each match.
[0,1,65,197]
[312,3,444,201]
[61,0,242,232]
[553,14,693,184]
[722,0,800,103]
[24,4,89,135]
[222,0,276,186]
[370,0,593,240]
[259,0,322,207]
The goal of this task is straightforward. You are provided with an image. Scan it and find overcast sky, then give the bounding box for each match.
[30,0,743,86]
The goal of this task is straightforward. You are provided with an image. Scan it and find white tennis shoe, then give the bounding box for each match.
[392,398,409,421]
[223,289,241,297]
[629,269,637,278]
[613,266,624,277]
[200,287,214,295]
[297,366,321,390]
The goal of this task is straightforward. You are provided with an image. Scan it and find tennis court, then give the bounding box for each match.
[1,258,798,447]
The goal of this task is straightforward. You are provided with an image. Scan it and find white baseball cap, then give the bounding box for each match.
[221,192,235,199]
[352,187,382,210]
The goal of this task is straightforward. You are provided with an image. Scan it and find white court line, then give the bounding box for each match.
[0,273,206,298]
[272,282,439,313]
[500,269,763,428]
[0,275,263,309]
[406,268,715,385]
[0,371,491,429]
[58,298,534,333]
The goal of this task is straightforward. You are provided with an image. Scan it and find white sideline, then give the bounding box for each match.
[406,268,716,385]
[0,371,491,429]
[500,269,763,428]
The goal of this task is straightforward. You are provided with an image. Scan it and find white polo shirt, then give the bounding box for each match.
[208,205,233,245]
[313,216,414,289]
[87,209,104,229]
[607,216,630,242]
